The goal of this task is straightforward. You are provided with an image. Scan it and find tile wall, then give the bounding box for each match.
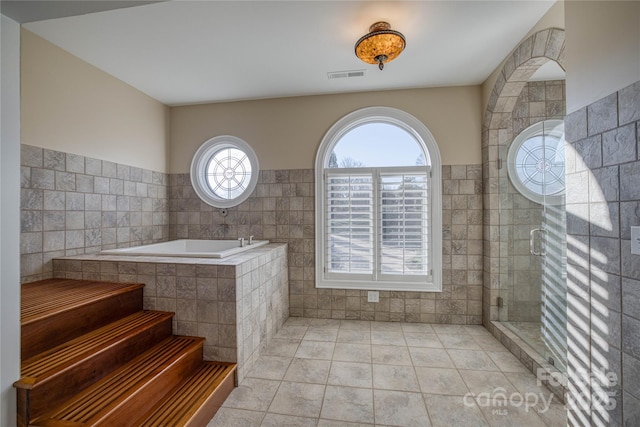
[20,145,484,325]
[481,28,566,327]
[20,144,170,283]
[480,28,569,403]
[169,165,484,325]
[482,81,568,403]
[564,80,640,426]
[500,80,566,322]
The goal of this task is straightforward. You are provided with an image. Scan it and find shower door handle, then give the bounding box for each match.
[530,228,546,256]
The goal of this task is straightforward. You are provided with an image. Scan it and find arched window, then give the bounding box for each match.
[315,107,442,292]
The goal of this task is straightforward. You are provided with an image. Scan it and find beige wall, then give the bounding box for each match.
[170,86,482,172]
[565,0,640,113]
[21,30,170,172]
[482,1,565,110]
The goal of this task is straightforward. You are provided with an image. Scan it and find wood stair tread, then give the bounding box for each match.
[18,311,174,387]
[135,362,237,427]
[32,336,205,427]
[16,279,237,427]
[22,279,144,325]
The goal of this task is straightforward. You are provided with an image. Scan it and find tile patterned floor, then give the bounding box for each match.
[207,318,567,427]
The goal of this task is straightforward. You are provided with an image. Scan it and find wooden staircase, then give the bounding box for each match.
[14,279,236,427]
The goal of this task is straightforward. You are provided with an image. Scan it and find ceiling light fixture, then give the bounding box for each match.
[355,21,406,71]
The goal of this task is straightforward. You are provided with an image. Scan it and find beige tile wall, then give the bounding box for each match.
[481,29,566,327]
[20,144,170,283]
[500,80,566,322]
[169,165,483,324]
[564,80,640,425]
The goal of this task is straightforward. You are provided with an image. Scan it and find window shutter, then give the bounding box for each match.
[379,172,430,276]
[325,172,374,274]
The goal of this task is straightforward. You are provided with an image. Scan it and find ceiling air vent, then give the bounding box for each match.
[327,70,366,80]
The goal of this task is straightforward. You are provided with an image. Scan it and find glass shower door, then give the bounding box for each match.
[538,121,568,371]
[501,119,568,372]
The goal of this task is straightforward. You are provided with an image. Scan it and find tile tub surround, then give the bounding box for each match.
[169,165,484,324]
[20,144,170,283]
[52,243,289,383]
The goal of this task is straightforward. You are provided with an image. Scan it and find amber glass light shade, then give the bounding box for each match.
[354,21,406,70]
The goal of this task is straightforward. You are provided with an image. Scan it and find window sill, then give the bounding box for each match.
[316,278,441,293]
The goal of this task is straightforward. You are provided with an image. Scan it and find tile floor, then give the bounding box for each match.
[207,318,567,427]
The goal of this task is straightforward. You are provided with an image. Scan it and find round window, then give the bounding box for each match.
[190,136,259,208]
[507,120,565,205]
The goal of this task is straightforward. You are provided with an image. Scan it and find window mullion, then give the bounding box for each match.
[347,176,354,272]
[401,173,406,275]
[373,169,380,281]
[427,171,432,275]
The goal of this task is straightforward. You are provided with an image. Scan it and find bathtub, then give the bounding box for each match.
[100,239,269,258]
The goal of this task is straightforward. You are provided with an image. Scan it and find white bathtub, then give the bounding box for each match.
[100,239,269,258]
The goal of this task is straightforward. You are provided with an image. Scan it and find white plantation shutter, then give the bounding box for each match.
[324,167,431,282]
[380,171,430,277]
[325,172,374,275]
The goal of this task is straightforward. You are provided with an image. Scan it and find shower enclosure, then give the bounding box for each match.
[497,82,568,372]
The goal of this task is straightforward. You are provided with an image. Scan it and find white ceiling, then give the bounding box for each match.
[22,0,560,106]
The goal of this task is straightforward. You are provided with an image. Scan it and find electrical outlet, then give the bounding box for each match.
[632,226,640,255]
[367,291,379,303]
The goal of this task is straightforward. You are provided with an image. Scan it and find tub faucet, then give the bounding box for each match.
[238,237,245,248]
[249,235,254,245]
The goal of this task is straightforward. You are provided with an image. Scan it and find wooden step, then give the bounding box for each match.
[22,279,144,360]
[15,311,174,423]
[134,362,237,427]
[31,336,205,427]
